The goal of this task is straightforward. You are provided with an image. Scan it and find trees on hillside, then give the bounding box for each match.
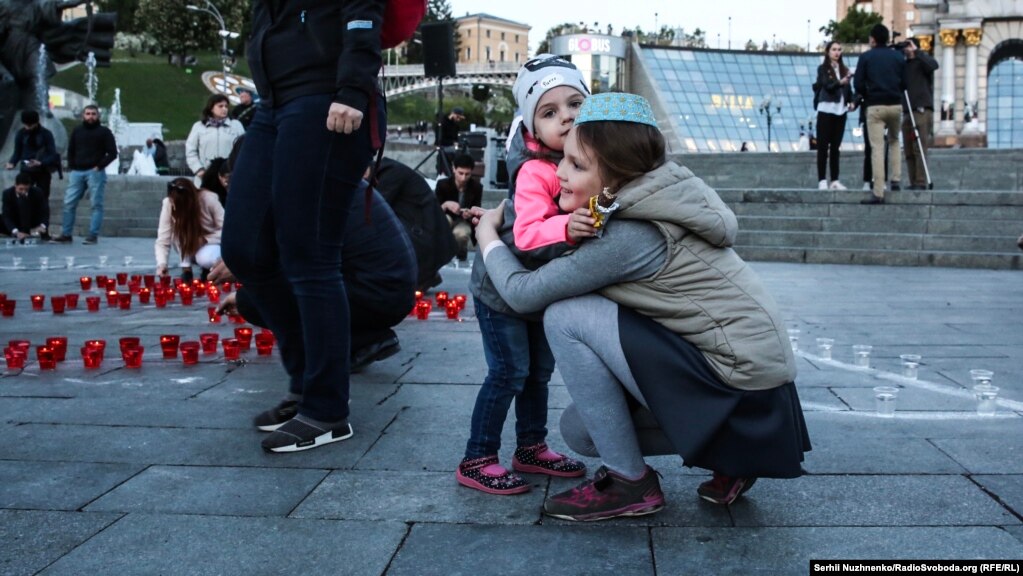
[819,5,884,44]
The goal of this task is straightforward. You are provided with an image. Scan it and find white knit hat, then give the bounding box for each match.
[512,54,589,136]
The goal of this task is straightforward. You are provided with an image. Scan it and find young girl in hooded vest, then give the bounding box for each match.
[458,55,598,495]
[474,93,811,520]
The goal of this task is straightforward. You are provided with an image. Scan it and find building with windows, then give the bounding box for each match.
[836,0,920,41]
[550,34,628,94]
[454,13,529,66]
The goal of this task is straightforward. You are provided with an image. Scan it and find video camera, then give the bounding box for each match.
[892,41,913,50]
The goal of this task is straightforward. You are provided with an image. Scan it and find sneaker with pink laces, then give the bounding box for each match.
[512,442,586,477]
[543,465,665,522]
[456,456,531,495]
[696,472,757,505]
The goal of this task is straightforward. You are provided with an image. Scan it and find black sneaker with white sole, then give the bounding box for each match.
[253,400,299,432]
[261,417,353,453]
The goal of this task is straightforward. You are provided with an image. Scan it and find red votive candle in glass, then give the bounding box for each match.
[138,288,151,304]
[118,292,132,310]
[207,306,221,323]
[454,294,467,311]
[193,283,207,298]
[105,278,117,291]
[206,287,220,304]
[255,332,274,356]
[105,290,118,308]
[46,337,68,362]
[1,299,15,316]
[4,347,26,370]
[143,274,156,288]
[179,287,194,306]
[234,327,253,351]
[173,278,183,289]
[220,281,233,294]
[95,275,108,287]
[128,281,141,295]
[37,345,57,370]
[159,275,172,288]
[154,290,168,308]
[228,313,245,324]
[30,294,45,311]
[159,335,180,359]
[122,345,144,368]
[50,296,66,314]
[9,341,31,357]
[119,337,141,353]
[85,296,101,312]
[65,293,79,309]
[179,341,200,365]
[80,276,93,291]
[131,274,142,284]
[84,339,107,357]
[435,291,449,307]
[415,300,432,320]
[80,346,102,369]
[222,338,241,360]
[199,333,219,355]
[446,300,460,320]
[116,272,128,285]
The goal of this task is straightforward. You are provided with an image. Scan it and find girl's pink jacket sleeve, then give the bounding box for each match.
[512,159,571,250]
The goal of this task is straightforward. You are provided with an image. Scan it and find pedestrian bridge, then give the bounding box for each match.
[380,63,518,98]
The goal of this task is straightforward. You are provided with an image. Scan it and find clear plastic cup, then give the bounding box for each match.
[873,386,899,417]
[12,256,22,268]
[852,344,873,368]
[787,329,800,352]
[124,255,134,267]
[98,255,109,267]
[973,384,999,416]
[969,369,993,386]
[65,256,75,268]
[39,256,49,270]
[900,354,921,379]
[816,337,834,360]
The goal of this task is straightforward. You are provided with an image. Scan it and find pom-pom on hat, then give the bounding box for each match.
[513,54,590,136]
[574,93,659,129]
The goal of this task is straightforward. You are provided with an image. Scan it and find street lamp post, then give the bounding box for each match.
[759,96,782,152]
[186,0,239,77]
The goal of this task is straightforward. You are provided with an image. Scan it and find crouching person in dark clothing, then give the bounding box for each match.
[214,182,416,376]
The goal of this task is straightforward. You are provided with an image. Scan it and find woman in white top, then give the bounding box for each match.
[184,94,244,181]
[813,41,856,190]
[155,178,224,279]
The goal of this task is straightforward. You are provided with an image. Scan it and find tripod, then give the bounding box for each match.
[413,76,454,180]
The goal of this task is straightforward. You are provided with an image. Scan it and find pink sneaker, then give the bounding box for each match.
[456,456,531,495]
[512,442,586,478]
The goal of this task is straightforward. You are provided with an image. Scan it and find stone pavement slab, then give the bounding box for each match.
[0,461,143,510]
[1,510,122,576]
[973,476,1023,518]
[38,514,408,576]
[85,465,329,516]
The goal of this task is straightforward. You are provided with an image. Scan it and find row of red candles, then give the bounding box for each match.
[415,290,467,320]
[3,328,274,371]
[0,278,244,317]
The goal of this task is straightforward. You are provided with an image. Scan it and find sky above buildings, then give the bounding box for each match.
[448,1,838,52]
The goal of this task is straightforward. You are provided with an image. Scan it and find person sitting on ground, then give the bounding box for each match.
[5,110,60,233]
[434,153,482,261]
[371,157,458,292]
[155,178,224,282]
[212,179,416,431]
[474,93,810,521]
[1,172,48,241]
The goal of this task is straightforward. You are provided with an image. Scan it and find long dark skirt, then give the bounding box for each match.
[619,306,811,479]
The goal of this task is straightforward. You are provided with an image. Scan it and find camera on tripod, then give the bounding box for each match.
[892,40,913,50]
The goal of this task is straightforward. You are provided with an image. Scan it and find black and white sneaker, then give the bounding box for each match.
[261,417,353,453]
[252,400,299,432]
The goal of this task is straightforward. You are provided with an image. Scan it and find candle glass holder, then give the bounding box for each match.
[222,338,241,360]
[234,327,253,352]
[446,300,460,320]
[207,307,222,323]
[4,347,26,370]
[30,294,45,311]
[199,333,219,355]
[138,288,151,304]
[415,300,432,320]
[39,256,49,270]
[50,296,66,314]
[65,256,75,268]
[36,345,57,370]
[159,335,180,359]
[81,346,102,369]
[118,293,132,310]
[1,300,15,316]
[122,346,144,368]
[974,384,1000,416]
[873,386,899,417]
[143,275,156,288]
[900,354,921,379]
[80,276,93,291]
[98,255,108,267]
[65,294,79,309]
[105,290,118,308]
[852,344,873,368]
[180,341,201,365]
[46,337,68,362]
[179,288,194,306]
[116,272,128,285]
[85,296,101,312]
[119,337,141,353]
[816,337,835,360]
[255,332,274,356]
[435,291,449,307]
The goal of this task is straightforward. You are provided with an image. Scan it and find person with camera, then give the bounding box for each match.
[5,110,59,234]
[435,153,482,261]
[854,24,907,205]
[901,38,939,190]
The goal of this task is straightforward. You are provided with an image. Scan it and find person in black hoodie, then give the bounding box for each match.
[5,110,60,225]
[221,0,387,454]
[901,38,939,190]
[49,105,117,244]
[854,24,906,204]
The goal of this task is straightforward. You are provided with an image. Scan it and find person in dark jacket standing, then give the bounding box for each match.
[901,38,939,190]
[229,89,257,129]
[49,105,117,244]
[5,110,60,225]
[221,0,388,454]
[854,24,906,204]
[813,41,856,191]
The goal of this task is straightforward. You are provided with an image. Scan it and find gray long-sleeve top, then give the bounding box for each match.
[483,219,665,314]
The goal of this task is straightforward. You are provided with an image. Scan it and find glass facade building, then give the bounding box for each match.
[642,47,862,153]
[987,58,1023,149]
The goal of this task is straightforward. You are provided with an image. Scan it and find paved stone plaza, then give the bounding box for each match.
[1,238,1021,575]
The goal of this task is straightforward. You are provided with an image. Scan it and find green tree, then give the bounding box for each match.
[96,0,141,34]
[819,5,883,44]
[137,0,248,63]
[537,22,585,55]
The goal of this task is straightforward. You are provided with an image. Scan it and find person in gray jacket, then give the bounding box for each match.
[185,94,244,180]
[474,93,810,522]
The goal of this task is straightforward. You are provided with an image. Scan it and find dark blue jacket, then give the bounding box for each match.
[854,46,907,107]
[8,126,59,171]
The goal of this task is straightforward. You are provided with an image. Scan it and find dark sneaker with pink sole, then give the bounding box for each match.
[697,473,757,505]
[512,442,586,477]
[456,456,531,495]
[543,465,665,522]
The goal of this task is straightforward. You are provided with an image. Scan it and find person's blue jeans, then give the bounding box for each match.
[62,169,106,238]
[465,298,556,459]
[221,94,380,423]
